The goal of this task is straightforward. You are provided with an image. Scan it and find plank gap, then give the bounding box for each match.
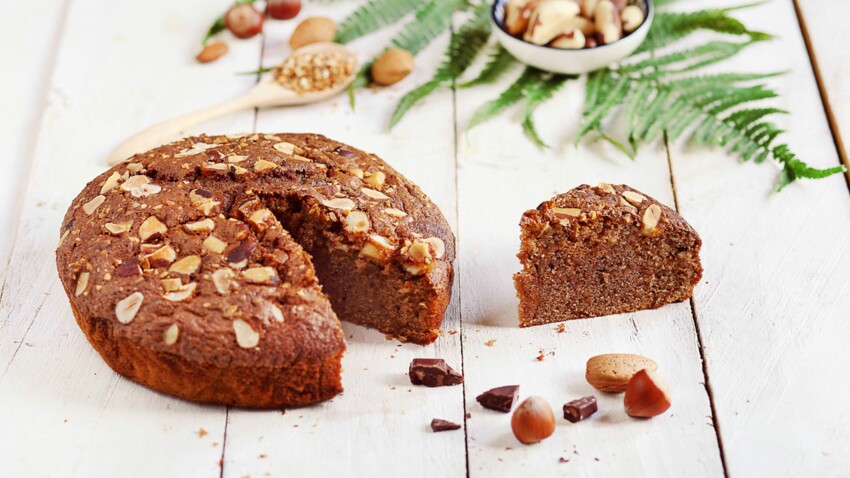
[792,0,850,193]
[663,132,729,478]
[447,18,472,477]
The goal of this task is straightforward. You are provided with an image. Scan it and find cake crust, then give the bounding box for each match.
[56,133,455,408]
[514,183,702,326]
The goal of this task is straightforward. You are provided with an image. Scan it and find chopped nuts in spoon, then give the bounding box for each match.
[273,50,356,94]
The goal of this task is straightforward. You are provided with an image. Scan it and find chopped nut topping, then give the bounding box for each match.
[58,230,69,248]
[247,209,276,232]
[423,237,446,259]
[551,207,582,218]
[130,183,162,198]
[233,319,260,349]
[115,292,144,324]
[121,175,150,192]
[360,187,389,200]
[408,242,433,263]
[273,142,297,155]
[641,204,663,235]
[126,163,144,173]
[204,163,228,171]
[622,191,646,206]
[350,168,364,179]
[211,268,237,295]
[104,221,132,235]
[82,195,106,215]
[268,303,284,323]
[598,182,616,194]
[360,235,395,261]
[189,189,220,215]
[169,255,202,275]
[343,210,370,234]
[363,171,386,189]
[203,235,227,254]
[227,154,248,163]
[164,282,197,302]
[242,266,279,285]
[254,159,278,172]
[139,216,167,242]
[144,245,177,268]
[184,218,215,233]
[322,197,356,211]
[175,142,218,157]
[101,171,122,194]
[161,278,184,292]
[383,208,407,218]
[75,272,90,297]
[163,324,180,345]
[230,164,248,175]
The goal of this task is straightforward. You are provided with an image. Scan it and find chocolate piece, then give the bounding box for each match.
[409,358,463,387]
[476,385,519,413]
[430,419,461,432]
[563,396,598,423]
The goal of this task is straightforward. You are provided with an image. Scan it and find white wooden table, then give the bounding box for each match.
[2,1,848,476]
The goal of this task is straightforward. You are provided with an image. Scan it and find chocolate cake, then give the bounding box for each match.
[514,183,701,327]
[56,133,455,408]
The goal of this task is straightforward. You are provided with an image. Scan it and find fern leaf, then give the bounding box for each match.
[389,81,442,128]
[389,4,491,128]
[522,74,576,148]
[638,8,770,54]
[333,0,420,44]
[774,145,845,190]
[459,46,517,88]
[576,73,630,141]
[468,68,542,130]
[391,0,467,55]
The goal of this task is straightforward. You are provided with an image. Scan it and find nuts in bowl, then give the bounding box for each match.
[492,0,653,74]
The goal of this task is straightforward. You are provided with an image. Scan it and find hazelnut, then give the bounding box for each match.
[289,17,336,50]
[624,369,671,418]
[115,292,144,324]
[371,48,414,86]
[511,396,556,444]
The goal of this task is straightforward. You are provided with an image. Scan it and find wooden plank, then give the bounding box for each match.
[218,5,467,477]
[453,56,724,476]
[0,0,68,284]
[794,0,850,177]
[667,1,850,475]
[0,0,263,475]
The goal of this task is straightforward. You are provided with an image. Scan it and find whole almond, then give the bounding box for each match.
[196,41,229,64]
[586,353,658,392]
[371,48,414,86]
[289,17,336,50]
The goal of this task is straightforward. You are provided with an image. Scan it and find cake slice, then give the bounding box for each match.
[514,183,702,327]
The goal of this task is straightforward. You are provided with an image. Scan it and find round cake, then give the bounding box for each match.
[56,133,455,408]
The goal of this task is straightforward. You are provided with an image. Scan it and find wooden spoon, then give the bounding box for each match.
[107,42,357,166]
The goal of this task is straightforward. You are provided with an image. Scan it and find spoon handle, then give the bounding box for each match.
[106,95,256,166]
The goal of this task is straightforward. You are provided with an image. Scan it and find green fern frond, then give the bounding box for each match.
[638,7,770,54]
[576,72,631,141]
[774,145,846,190]
[522,74,576,148]
[459,46,518,88]
[391,0,468,55]
[623,41,755,75]
[468,68,543,129]
[389,3,491,128]
[333,0,420,44]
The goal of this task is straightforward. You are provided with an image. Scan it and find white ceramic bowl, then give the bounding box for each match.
[491,0,654,74]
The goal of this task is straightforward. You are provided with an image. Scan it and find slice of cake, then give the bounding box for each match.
[514,183,702,327]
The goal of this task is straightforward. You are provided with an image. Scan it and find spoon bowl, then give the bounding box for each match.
[107,42,357,166]
[491,0,654,75]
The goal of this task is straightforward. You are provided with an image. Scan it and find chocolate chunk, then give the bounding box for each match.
[409,358,463,387]
[115,258,141,277]
[194,189,213,198]
[430,419,461,432]
[226,240,257,263]
[332,147,356,158]
[563,396,598,423]
[476,385,519,413]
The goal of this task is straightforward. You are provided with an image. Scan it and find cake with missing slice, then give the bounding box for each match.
[514,183,702,327]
